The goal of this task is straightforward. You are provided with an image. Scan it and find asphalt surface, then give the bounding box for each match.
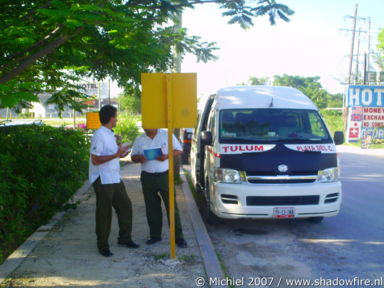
[202,151,384,288]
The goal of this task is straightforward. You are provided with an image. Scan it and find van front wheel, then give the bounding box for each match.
[205,180,221,225]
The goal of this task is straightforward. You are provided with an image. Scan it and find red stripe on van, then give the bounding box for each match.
[207,147,221,158]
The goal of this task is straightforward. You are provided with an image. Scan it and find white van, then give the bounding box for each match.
[190,86,344,223]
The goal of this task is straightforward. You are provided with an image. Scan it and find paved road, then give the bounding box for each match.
[203,152,384,287]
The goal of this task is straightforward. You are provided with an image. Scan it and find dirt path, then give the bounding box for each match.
[1,163,207,288]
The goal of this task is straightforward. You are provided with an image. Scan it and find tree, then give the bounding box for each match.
[241,76,270,85]
[377,28,384,56]
[372,52,384,71]
[376,29,384,72]
[0,0,294,111]
[118,86,141,114]
[264,74,341,109]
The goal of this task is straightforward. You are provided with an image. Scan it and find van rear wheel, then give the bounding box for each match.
[307,217,324,223]
[195,183,202,193]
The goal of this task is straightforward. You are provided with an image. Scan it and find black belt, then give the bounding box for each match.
[142,170,168,176]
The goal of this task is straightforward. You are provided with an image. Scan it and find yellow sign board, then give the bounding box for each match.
[141,73,197,260]
[86,112,101,130]
[141,73,197,128]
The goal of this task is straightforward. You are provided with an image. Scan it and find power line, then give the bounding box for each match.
[340,5,371,85]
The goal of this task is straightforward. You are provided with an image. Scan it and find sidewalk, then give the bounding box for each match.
[0,163,209,288]
[337,145,384,157]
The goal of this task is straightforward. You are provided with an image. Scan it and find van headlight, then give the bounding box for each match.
[316,167,339,183]
[214,168,246,184]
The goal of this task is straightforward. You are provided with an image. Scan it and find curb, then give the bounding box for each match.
[180,171,227,288]
[0,180,92,285]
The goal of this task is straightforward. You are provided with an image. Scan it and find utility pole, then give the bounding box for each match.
[98,82,101,110]
[340,5,370,85]
[355,26,361,83]
[363,53,368,84]
[339,4,369,131]
[339,4,358,132]
[366,17,372,71]
[347,4,358,85]
[108,79,111,104]
[173,12,182,180]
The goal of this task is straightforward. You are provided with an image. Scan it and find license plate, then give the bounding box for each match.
[273,207,295,218]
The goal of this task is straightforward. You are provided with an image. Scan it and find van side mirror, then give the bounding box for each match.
[334,131,344,145]
[200,131,212,146]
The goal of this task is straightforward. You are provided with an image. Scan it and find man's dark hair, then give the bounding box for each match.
[99,105,117,124]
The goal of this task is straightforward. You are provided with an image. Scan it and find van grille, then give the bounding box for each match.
[248,179,315,184]
[246,196,320,206]
[247,174,317,184]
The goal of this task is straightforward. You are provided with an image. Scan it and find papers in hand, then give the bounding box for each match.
[121,142,131,157]
[144,148,162,161]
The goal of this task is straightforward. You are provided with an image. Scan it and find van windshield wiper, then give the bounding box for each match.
[221,137,330,144]
[276,138,326,143]
[220,137,263,143]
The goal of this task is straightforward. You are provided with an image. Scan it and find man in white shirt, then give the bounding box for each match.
[89,105,139,257]
[131,129,187,248]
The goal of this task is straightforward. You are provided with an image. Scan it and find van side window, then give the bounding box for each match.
[195,95,215,142]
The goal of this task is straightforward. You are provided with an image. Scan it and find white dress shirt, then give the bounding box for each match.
[131,129,182,173]
[89,126,120,184]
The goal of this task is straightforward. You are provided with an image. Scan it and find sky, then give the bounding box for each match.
[180,0,384,98]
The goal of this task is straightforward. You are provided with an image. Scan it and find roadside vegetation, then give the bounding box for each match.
[0,125,89,263]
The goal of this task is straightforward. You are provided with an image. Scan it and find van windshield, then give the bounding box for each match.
[219,109,332,144]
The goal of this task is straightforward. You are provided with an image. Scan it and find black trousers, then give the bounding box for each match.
[93,177,133,251]
[140,171,184,241]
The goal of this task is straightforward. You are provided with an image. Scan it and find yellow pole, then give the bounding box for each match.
[166,74,176,259]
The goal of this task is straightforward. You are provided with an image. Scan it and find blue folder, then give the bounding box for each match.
[144,148,162,161]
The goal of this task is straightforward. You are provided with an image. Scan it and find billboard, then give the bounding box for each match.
[347,85,384,107]
[78,83,109,99]
[346,86,384,142]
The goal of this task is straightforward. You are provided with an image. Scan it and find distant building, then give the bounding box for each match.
[0,109,18,118]
[33,93,118,118]
[1,82,118,119]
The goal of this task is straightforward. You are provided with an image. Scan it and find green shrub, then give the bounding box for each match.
[114,113,140,143]
[0,125,88,263]
[320,109,344,136]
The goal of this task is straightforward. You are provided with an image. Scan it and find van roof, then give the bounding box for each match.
[215,86,317,110]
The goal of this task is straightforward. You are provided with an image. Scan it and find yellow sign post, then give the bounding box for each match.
[141,73,197,259]
[86,112,101,130]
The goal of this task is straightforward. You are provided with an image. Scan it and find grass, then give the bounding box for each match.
[368,143,384,149]
[216,252,235,288]
[320,109,344,136]
[1,117,86,127]
[153,252,168,260]
[183,169,205,208]
[174,176,184,185]
[179,254,197,265]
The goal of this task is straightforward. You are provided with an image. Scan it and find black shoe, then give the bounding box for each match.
[146,237,162,245]
[176,239,188,248]
[99,249,113,257]
[118,240,140,248]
